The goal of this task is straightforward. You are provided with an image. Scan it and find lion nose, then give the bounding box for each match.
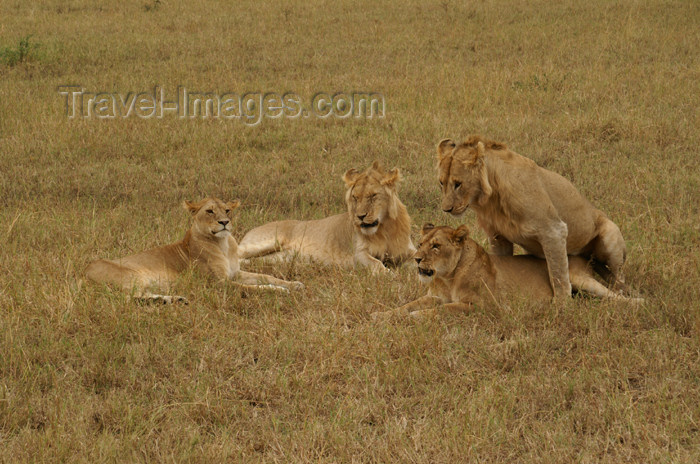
[414,257,422,264]
[218,220,229,226]
[357,214,367,221]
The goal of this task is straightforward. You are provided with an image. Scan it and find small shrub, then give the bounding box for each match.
[0,35,38,67]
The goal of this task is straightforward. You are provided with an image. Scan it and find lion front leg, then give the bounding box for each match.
[134,292,189,305]
[354,249,389,274]
[234,270,304,292]
[539,221,572,300]
[381,241,417,268]
[371,295,441,321]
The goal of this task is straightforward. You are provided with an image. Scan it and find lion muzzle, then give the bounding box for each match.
[418,267,435,277]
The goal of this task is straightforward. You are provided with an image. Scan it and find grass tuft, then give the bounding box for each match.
[0,35,39,67]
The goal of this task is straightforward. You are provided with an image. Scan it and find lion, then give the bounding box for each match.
[86,197,304,303]
[436,135,627,300]
[237,161,416,273]
[372,224,642,320]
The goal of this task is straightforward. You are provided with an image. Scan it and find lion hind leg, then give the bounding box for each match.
[87,259,145,290]
[569,270,643,304]
[238,222,296,259]
[253,250,298,264]
[237,236,282,259]
[87,259,186,303]
[592,218,627,288]
[591,259,631,295]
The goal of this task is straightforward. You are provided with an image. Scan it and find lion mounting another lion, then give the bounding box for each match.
[372,224,642,320]
[436,135,628,300]
[86,197,304,303]
[237,161,416,273]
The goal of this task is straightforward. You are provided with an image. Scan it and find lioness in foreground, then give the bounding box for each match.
[372,224,642,320]
[86,198,303,303]
[237,161,416,273]
[437,136,627,300]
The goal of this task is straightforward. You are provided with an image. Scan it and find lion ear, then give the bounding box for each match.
[342,168,360,187]
[381,167,401,187]
[437,138,456,160]
[453,224,470,243]
[421,223,435,235]
[227,200,241,211]
[474,141,486,162]
[183,200,203,215]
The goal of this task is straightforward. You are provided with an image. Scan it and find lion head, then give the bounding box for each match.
[343,161,403,236]
[436,136,503,216]
[413,223,470,283]
[183,197,240,239]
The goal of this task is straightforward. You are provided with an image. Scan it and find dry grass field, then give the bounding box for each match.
[1,0,699,461]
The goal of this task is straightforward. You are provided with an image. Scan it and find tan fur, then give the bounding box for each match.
[86,198,303,303]
[372,225,642,320]
[237,161,416,273]
[436,135,627,300]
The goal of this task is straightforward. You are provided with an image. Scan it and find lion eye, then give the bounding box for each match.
[225,209,230,214]
[439,181,444,187]
[432,244,440,250]
[454,181,461,190]
[206,209,214,214]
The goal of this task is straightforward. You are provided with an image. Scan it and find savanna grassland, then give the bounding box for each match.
[1,0,699,461]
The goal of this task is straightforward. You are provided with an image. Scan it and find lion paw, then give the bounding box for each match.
[269,285,290,293]
[138,294,189,305]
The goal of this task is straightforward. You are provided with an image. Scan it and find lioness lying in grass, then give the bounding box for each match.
[372,224,643,320]
[86,197,303,303]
